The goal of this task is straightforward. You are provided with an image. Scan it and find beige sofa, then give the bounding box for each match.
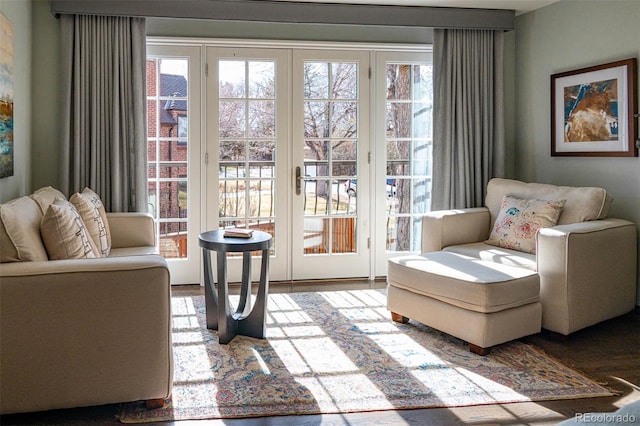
[0,187,173,415]
[387,178,637,353]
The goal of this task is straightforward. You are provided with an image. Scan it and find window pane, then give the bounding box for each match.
[159,221,188,259]
[249,140,275,162]
[387,102,410,138]
[220,141,245,162]
[304,141,329,177]
[413,64,433,101]
[304,101,329,137]
[413,102,432,138]
[158,163,187,178]
[158,181,188,219]
[219,60,246,98]
[249,61,275,98]
[157,140,187,162]
[219,101,246,138]
[304,62,329,99]
[332,63,357,99]
[303,218,329,254]
[248,100,275,138]
[147,100,157,137]
[331,101,357,138]
[386,64,411,100]
[332,217,356,253]
[412,141,431,176]
[304,179,330,216]
[248,180,274,218]
[219,180,246,218]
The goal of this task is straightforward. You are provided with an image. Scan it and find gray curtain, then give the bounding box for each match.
[60,14,147,212]
[431,29,505,210]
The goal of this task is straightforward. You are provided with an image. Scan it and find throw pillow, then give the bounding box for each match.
[486,195,566,254]
[31,186,67,215]
[0,196,49,262]
[40,200,100,260]
[69,188,111,257]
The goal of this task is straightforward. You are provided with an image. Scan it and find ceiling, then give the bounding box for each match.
[273,0,562,15]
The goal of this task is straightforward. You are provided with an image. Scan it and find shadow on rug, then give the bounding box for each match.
[119,290,613,423]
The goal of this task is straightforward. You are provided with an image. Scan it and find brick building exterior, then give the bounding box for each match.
[146,59,189,257]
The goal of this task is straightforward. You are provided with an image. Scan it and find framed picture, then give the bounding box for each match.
[551,58,638,157]
[0,12,14,178]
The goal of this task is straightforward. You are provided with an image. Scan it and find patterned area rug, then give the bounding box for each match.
[119,290,613,423]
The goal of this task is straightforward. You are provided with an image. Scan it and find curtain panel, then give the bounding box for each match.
[432,29,505,210]
[60,14,148,212]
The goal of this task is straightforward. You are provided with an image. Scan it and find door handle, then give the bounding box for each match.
[295,166,302,195]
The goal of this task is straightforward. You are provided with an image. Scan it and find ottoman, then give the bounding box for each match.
[387,251,542,355]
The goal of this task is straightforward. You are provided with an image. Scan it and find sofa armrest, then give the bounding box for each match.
[536,218,637,335]
[421,207,491,252]
[107,212,156,248]
[0,254,168,277]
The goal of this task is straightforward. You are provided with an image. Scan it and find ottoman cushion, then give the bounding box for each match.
[388,251,540,314]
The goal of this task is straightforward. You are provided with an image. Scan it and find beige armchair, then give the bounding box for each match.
[387,178,637,353]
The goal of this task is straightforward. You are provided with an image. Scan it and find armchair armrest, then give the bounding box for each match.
[536,218,637,335]
[107,212,156,248]
[421,207,491,253]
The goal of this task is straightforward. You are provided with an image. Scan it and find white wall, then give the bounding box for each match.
[514,0,640,304]
[0,0,32,202]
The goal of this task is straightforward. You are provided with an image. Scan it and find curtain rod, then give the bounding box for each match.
[49,0,515,30]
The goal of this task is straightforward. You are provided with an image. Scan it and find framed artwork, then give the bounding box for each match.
[0,12,14,177]
[551,58,638,157]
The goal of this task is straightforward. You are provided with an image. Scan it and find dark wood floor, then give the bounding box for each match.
[2,282,639,425]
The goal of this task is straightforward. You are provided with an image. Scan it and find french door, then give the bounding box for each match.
[207,48,370,282]
[148,40,431,284]
[291,50,370,279]
[206,48,290,283]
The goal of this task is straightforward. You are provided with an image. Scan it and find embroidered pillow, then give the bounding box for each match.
[486,195,566,254]
[40,200,100,260]
[69,188,111,257]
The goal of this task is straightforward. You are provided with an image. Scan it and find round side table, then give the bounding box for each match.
[198,230,272,344]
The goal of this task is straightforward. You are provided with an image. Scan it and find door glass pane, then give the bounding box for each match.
[218,59,277,254]
[302,61,359,255]
[386,63,433,252]
[146,57,189,259]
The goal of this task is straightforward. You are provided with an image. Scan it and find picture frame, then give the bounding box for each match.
[0,12,14,178]
[551,58,638,157]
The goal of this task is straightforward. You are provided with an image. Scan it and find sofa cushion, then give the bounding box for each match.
[31,186,67,215]
[387,251,540,314]
[443,242,537,271]
[40,200,100,260]
[70,188,111,257]
[486,195,565,254]
[485,178,612,226]
[0,196,49,262]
